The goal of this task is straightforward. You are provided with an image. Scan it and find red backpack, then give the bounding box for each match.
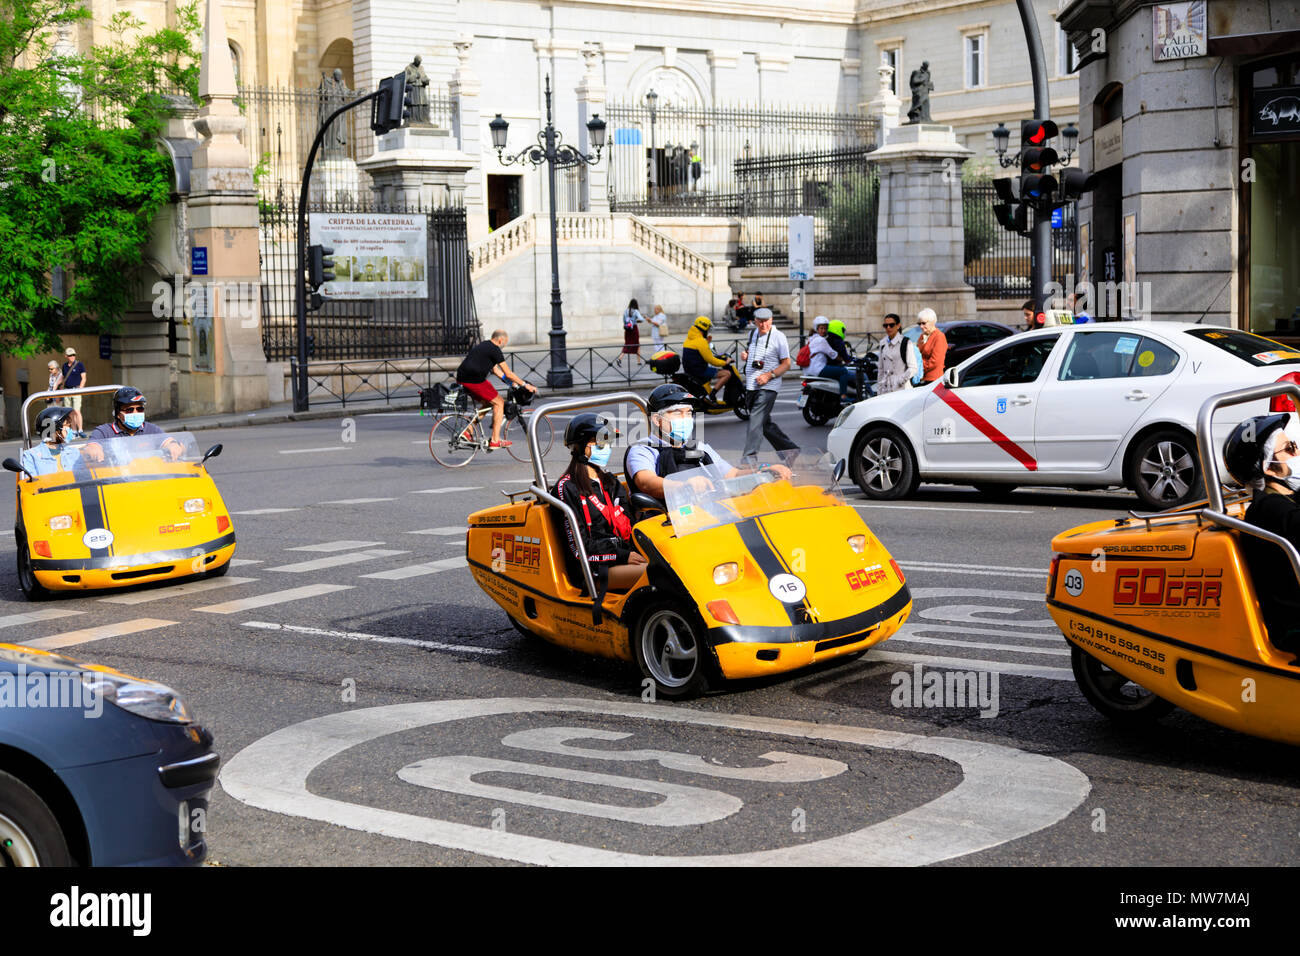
[795,343,812,368]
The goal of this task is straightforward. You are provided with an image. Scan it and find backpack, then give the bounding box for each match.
[623,310,638,330]
[795,343,812,368]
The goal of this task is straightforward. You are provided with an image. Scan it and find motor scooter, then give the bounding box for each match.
[671,362,751,421]
[798,349,871,426]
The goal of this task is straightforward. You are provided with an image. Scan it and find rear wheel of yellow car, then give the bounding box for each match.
[635,602,711,699]
[205,560,230,579]
[1070,646,1175,726]
[15,536,49,601]
[0,770,72,866]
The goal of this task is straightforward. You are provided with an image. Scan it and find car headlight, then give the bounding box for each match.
[82,672,193,723]
[183,498,207,514]
[847,534,866,553]
[833,406,854,429]
[49,514,74,531]
[713,562,740,585]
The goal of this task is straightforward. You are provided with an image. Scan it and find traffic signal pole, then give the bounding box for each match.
[1013,0,1054,319]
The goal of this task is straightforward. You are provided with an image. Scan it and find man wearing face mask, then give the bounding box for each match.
[625,384,741,502]
[82,386,184,462]
[1224,414,1300,653]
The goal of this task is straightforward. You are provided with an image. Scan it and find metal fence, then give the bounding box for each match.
[962,181,1078,300]
[259,200,479,362]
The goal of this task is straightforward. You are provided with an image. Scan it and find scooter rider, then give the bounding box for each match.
[681,316,731,400]
[81,386,184,462]
[1224,413,1300,653]
[19,406,83,477]
[818,319,856,397]
[806,316,839,377]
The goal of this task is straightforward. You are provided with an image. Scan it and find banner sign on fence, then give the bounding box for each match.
[308,212,428,299]
[788,215,815,281]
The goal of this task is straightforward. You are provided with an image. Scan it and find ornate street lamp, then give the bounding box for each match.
[489,76,606,389]
[645,88,658,204]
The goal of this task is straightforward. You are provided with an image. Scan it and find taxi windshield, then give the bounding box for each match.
[661,452,845,537]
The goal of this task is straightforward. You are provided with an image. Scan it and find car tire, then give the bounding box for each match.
[0,770,72,866]
[508,615,545,642]
[634,600,711,700]
[972,482,1018,501]
[205,560,230,579]
[851,426,919,500]
[1127,429,1202,510]
[15,534,50,602]
[1070,646,1175,727]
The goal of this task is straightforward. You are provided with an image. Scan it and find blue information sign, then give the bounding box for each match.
[191,246,208,275]
[1050,208,1064,229]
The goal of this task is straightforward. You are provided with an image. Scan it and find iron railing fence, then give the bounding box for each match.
[605,101,877,213]
[259,199,479,363]
[962,181,1078,300]
[734,147,879,267]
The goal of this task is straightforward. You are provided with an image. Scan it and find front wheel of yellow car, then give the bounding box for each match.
[15,537,50,601]
[635,603,711,700]
[1070,646,1175,726]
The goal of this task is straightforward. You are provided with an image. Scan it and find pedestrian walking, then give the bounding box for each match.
[648,304,668,350]
[45,361,64,405]
[620,298,644,370]
[874,313,918,394]
[740,307,799,462]
[917,308,948,384]
[58,347,87,436]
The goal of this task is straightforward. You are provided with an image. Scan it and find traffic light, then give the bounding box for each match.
[1021,119,1059,150]
[992,177,1028,235]
[370,72,410,135]
[1018,120,1062,214]
[1057,166,1095,201]
[306,244,335,313]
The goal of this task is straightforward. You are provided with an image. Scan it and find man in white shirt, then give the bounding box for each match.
[740,308,800,461]
[874,312,918,395]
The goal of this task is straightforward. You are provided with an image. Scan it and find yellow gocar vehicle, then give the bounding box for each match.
[1046,382,1300,746]
[5,386,235,600]
[467,392,913,698]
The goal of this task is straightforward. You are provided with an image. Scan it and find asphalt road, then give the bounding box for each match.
[1,387,1296,867]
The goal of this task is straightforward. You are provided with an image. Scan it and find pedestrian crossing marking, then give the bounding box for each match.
[288,540,386,552]
[320,497,397,505]
[241,620,505,655]
[24,618,177,651]
[99,577,259,605]
[266,549,408,573]
[231,508,301,515]
[358,557,467,580]
[409,486,481,494]
[0,608,84,629]
[196,583,353,615]
[404,527,464,536]
[230,558,262,567]
[278,446,350,455]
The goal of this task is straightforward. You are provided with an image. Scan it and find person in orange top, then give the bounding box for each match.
[917,308,947,383]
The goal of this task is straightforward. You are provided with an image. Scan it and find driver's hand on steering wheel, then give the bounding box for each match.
[163,439,183,461]
[81,442,104,463]
[686,475,715,493]
[767,464,793,481]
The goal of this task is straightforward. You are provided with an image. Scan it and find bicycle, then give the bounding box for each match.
[428,384,554,468]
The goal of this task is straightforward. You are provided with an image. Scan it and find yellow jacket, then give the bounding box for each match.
[683,325,727,372]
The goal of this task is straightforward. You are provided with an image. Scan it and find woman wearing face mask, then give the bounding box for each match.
[553,413,648,592]
[1225,414,1300,654]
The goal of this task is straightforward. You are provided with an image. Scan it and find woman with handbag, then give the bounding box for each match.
[620,298,644,370]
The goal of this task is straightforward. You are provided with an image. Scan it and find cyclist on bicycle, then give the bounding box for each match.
[681,317,730,402]
[456,329,536,449]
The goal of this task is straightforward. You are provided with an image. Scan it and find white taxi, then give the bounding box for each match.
[827,322,1300,509]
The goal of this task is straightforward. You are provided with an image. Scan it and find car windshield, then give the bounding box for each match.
[662,452,845,537]
[22,432,203,483]
[78,431,201,467]
[1184,329,1300,367]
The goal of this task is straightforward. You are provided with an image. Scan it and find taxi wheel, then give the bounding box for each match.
[15,538,50,601]
[635,602,711,699]
[851,426,919,500]
[0,770,72,866]
[1070,646,1176,726]
[1128,430,1201,510]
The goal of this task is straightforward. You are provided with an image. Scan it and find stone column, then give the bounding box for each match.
[755,53,791,107]
[863,124,977,330]
[451,36,489,243]
[181,0,269,414]
[576,44,609,214]
[707,49,742,103]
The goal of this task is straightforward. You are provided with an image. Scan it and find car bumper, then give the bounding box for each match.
[58,723,219,866]
[34,539,235,591]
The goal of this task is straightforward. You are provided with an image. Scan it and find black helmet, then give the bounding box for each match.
[647,383,702,414]
[113,386,146,412]
[1224,414,1289,486]
[563,413,612,449]
[34,405,76,442]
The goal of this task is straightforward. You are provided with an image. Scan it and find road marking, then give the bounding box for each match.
[278,446,350,455]
[288,540,386,552]
[230,558,262,567]
[196,584,353,614]
[867,649,1073,681]
[321,498,397,505]
[220,698,1090,866]
[900,562,1044,579]
[23,618,176,651]
[232,508,301,515]
[497,479,534,484]
[410,486,482,494]
[0,608,83,629]
[359,557,466,580]
[99,576,259,604]
[404,527,464,536]
[240,621,505,655]
[895,623,1063,643]
[916,604,1056,628]
[902,560,1041,573]
[888,631,1071,657]
[854,503,1033,515]
[266,550,408,573]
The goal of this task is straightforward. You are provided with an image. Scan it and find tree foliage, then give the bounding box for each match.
[0,0,199,355]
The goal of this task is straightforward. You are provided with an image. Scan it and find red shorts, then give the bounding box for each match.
[461,380,499,404]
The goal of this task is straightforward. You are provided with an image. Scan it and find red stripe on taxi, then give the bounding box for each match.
[933,383,1038,471]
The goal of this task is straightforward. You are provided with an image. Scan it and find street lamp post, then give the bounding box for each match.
[489,76,606,389]
[645,88,658,205]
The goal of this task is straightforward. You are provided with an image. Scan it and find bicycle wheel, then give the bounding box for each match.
[505,412,554,462]
[429,414,480,467]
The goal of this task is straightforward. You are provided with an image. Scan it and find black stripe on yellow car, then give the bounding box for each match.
[31,532,236,571]
[465,556,605,611]
[754,515,819,624]
[77,469,112,560]
[710,584,912,645]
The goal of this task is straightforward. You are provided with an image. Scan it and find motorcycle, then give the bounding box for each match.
[671,362,750,421]
[799,350,871,426]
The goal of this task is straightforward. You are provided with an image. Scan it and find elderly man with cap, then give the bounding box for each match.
[740,307,800,462]
[916,308,948,384]
[57,346,87,437]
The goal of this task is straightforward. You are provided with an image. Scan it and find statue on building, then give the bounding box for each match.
[317,68,349,154]
[907,61,933,124]
[405,55,431,125]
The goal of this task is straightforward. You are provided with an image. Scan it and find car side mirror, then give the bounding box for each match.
[201,443,223,465]
[3,458,27,478]
[942,367,960,388]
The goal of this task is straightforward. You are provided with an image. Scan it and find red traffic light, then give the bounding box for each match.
[1021,119,1059,148]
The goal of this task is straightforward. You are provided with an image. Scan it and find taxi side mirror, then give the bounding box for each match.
[942,367,960,388]
[201,443,223,465]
